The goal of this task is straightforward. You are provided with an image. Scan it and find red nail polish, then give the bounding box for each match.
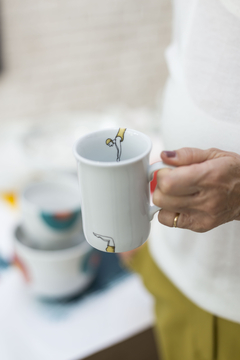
[163,151,176,158]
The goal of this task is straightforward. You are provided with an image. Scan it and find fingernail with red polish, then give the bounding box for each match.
[163,151,176,158]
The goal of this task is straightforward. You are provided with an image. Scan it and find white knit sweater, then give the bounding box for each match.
[149,0,240,323]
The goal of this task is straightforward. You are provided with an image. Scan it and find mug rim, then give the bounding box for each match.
[73,128,152,167]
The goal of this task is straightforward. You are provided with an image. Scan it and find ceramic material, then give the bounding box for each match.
[20,177,82,250]
[73,128,173,253]
[14,225,101,299]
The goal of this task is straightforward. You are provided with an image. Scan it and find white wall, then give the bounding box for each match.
[0,0,171,122]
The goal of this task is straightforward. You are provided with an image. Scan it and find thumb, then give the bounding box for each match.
[160,147,219,166]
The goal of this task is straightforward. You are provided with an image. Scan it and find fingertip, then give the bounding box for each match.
[161,150,178,165]
[161,151,176,158]
[162,147,210,166]
[157,209,173,227]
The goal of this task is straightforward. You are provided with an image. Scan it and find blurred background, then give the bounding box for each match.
[0,1,171,359]
[0,0,170,116]
[0,0,171,190]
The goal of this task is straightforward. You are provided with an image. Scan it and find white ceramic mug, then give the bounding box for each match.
[14,225,101,298]
[73,128,173,253]
[20,176,82,250]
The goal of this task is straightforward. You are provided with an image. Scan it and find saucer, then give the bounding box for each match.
[16,224,85,252]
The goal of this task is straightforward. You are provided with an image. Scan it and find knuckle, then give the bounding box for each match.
[205,202,217,216]
[208,147,219,156]
[187,147,196,162]
[158,177,173,195]
[210,167,223,182]
[205,199,225,218]
[179,213,214,233]
[180,147,193,161]
[201,163,218,183]
[200,217,215,232]
[178,213,192,229]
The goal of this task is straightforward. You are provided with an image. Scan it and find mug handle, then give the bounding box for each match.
[148,161,175,220]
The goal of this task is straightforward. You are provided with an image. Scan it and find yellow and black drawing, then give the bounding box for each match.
[105,128,126,162]
[93,232,116,253]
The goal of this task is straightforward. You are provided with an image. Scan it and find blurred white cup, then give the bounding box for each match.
[14,225,100,299]
[20,176,82,250]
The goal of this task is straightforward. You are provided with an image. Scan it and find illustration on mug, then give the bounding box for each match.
[105,128,126,162]
[93,232,115,253]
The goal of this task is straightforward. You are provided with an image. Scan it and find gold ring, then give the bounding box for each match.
[173,213,180,228]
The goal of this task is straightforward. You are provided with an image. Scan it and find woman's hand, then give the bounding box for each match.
[152,148,240,232]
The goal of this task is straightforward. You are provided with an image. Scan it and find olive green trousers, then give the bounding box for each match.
[128,243,240,360]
